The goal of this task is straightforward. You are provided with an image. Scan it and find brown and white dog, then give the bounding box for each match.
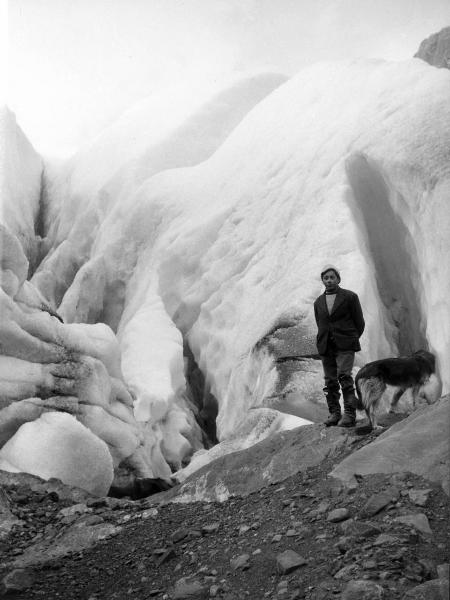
[354,350,438,432]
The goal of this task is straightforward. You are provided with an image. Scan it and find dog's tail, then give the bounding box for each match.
[354,373,365,410]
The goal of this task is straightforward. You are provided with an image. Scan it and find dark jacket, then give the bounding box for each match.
[314,287,365,355]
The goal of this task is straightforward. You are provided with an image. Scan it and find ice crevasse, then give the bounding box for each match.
[0,62,449,492]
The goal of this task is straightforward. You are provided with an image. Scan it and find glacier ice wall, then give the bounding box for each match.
[1,75,293,486]
[1,61,449,486]
[0,108,43,271]
[0,110,195,490]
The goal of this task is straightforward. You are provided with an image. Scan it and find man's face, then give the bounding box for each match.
[322,270,339,292]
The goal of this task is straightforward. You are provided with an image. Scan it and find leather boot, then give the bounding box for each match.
[338,384,356,427]
[323,386,341,427]
[337,412,355,427]
[324,412,341,426]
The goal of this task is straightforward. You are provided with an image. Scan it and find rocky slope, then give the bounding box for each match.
[1,401,448,600]
[415,27,450,69]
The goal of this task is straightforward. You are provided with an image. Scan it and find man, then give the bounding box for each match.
[314,265,365,427]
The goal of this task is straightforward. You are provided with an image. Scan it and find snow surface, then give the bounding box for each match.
[1,61,449,488]
[41,74,287,256]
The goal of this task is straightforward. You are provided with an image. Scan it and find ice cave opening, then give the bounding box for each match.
[183,342,219,447]
[345,153,428,355]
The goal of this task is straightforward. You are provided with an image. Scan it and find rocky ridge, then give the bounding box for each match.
[415,26,450,69]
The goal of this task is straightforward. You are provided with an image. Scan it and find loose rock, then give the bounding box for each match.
[172,528,190,543]
[276,550,307,575]
[172,577,207,599]
[340,519,381,538]
[408,489,432,507]
[327,508,350,522]
[230,554,250,571]
[334,564,359,581]
[373,534,404,546]
[394,513,432,535]
[1,568,36,594]
[360,488,399,517]
[156,547,176,566]
[341,579,384,599]
[401,578,449,599]
[238,524,250,534]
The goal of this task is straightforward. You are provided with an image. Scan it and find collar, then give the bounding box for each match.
[324,286,340,295]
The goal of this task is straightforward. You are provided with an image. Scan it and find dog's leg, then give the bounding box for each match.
[369,404,378,429]
[356,377,385,434]
[390,387,406,412]
[371,377,385,430]
[410,384,421,410]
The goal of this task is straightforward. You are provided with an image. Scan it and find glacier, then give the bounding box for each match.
[0,61,449,493]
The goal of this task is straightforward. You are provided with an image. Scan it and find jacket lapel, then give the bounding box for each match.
[330,288,345,314]
[319,293,328,315]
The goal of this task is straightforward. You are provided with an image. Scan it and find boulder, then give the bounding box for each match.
[339,520,381,538]
[330,397,450,494]
[360,487,399,517]
[341,579,384,599]
[402,578,449,599]
[230,554,250,571]
[393,513,432,535]
[1,568,36,595]
[172,577,207,599]
[169,424,350,502]
[408,488,432,507]
[276,549,307,574]
[327,508,350,522]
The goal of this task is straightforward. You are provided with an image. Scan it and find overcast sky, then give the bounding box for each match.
[7,0,450,158]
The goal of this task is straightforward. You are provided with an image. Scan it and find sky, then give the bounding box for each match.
[6,0,450,158]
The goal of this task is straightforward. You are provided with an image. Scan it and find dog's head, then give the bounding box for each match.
[413,350,436,374]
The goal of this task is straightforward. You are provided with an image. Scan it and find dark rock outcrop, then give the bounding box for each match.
[330,396,450,494]
[415,27,450,69]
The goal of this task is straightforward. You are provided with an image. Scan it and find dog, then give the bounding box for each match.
[354,350,437,432]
